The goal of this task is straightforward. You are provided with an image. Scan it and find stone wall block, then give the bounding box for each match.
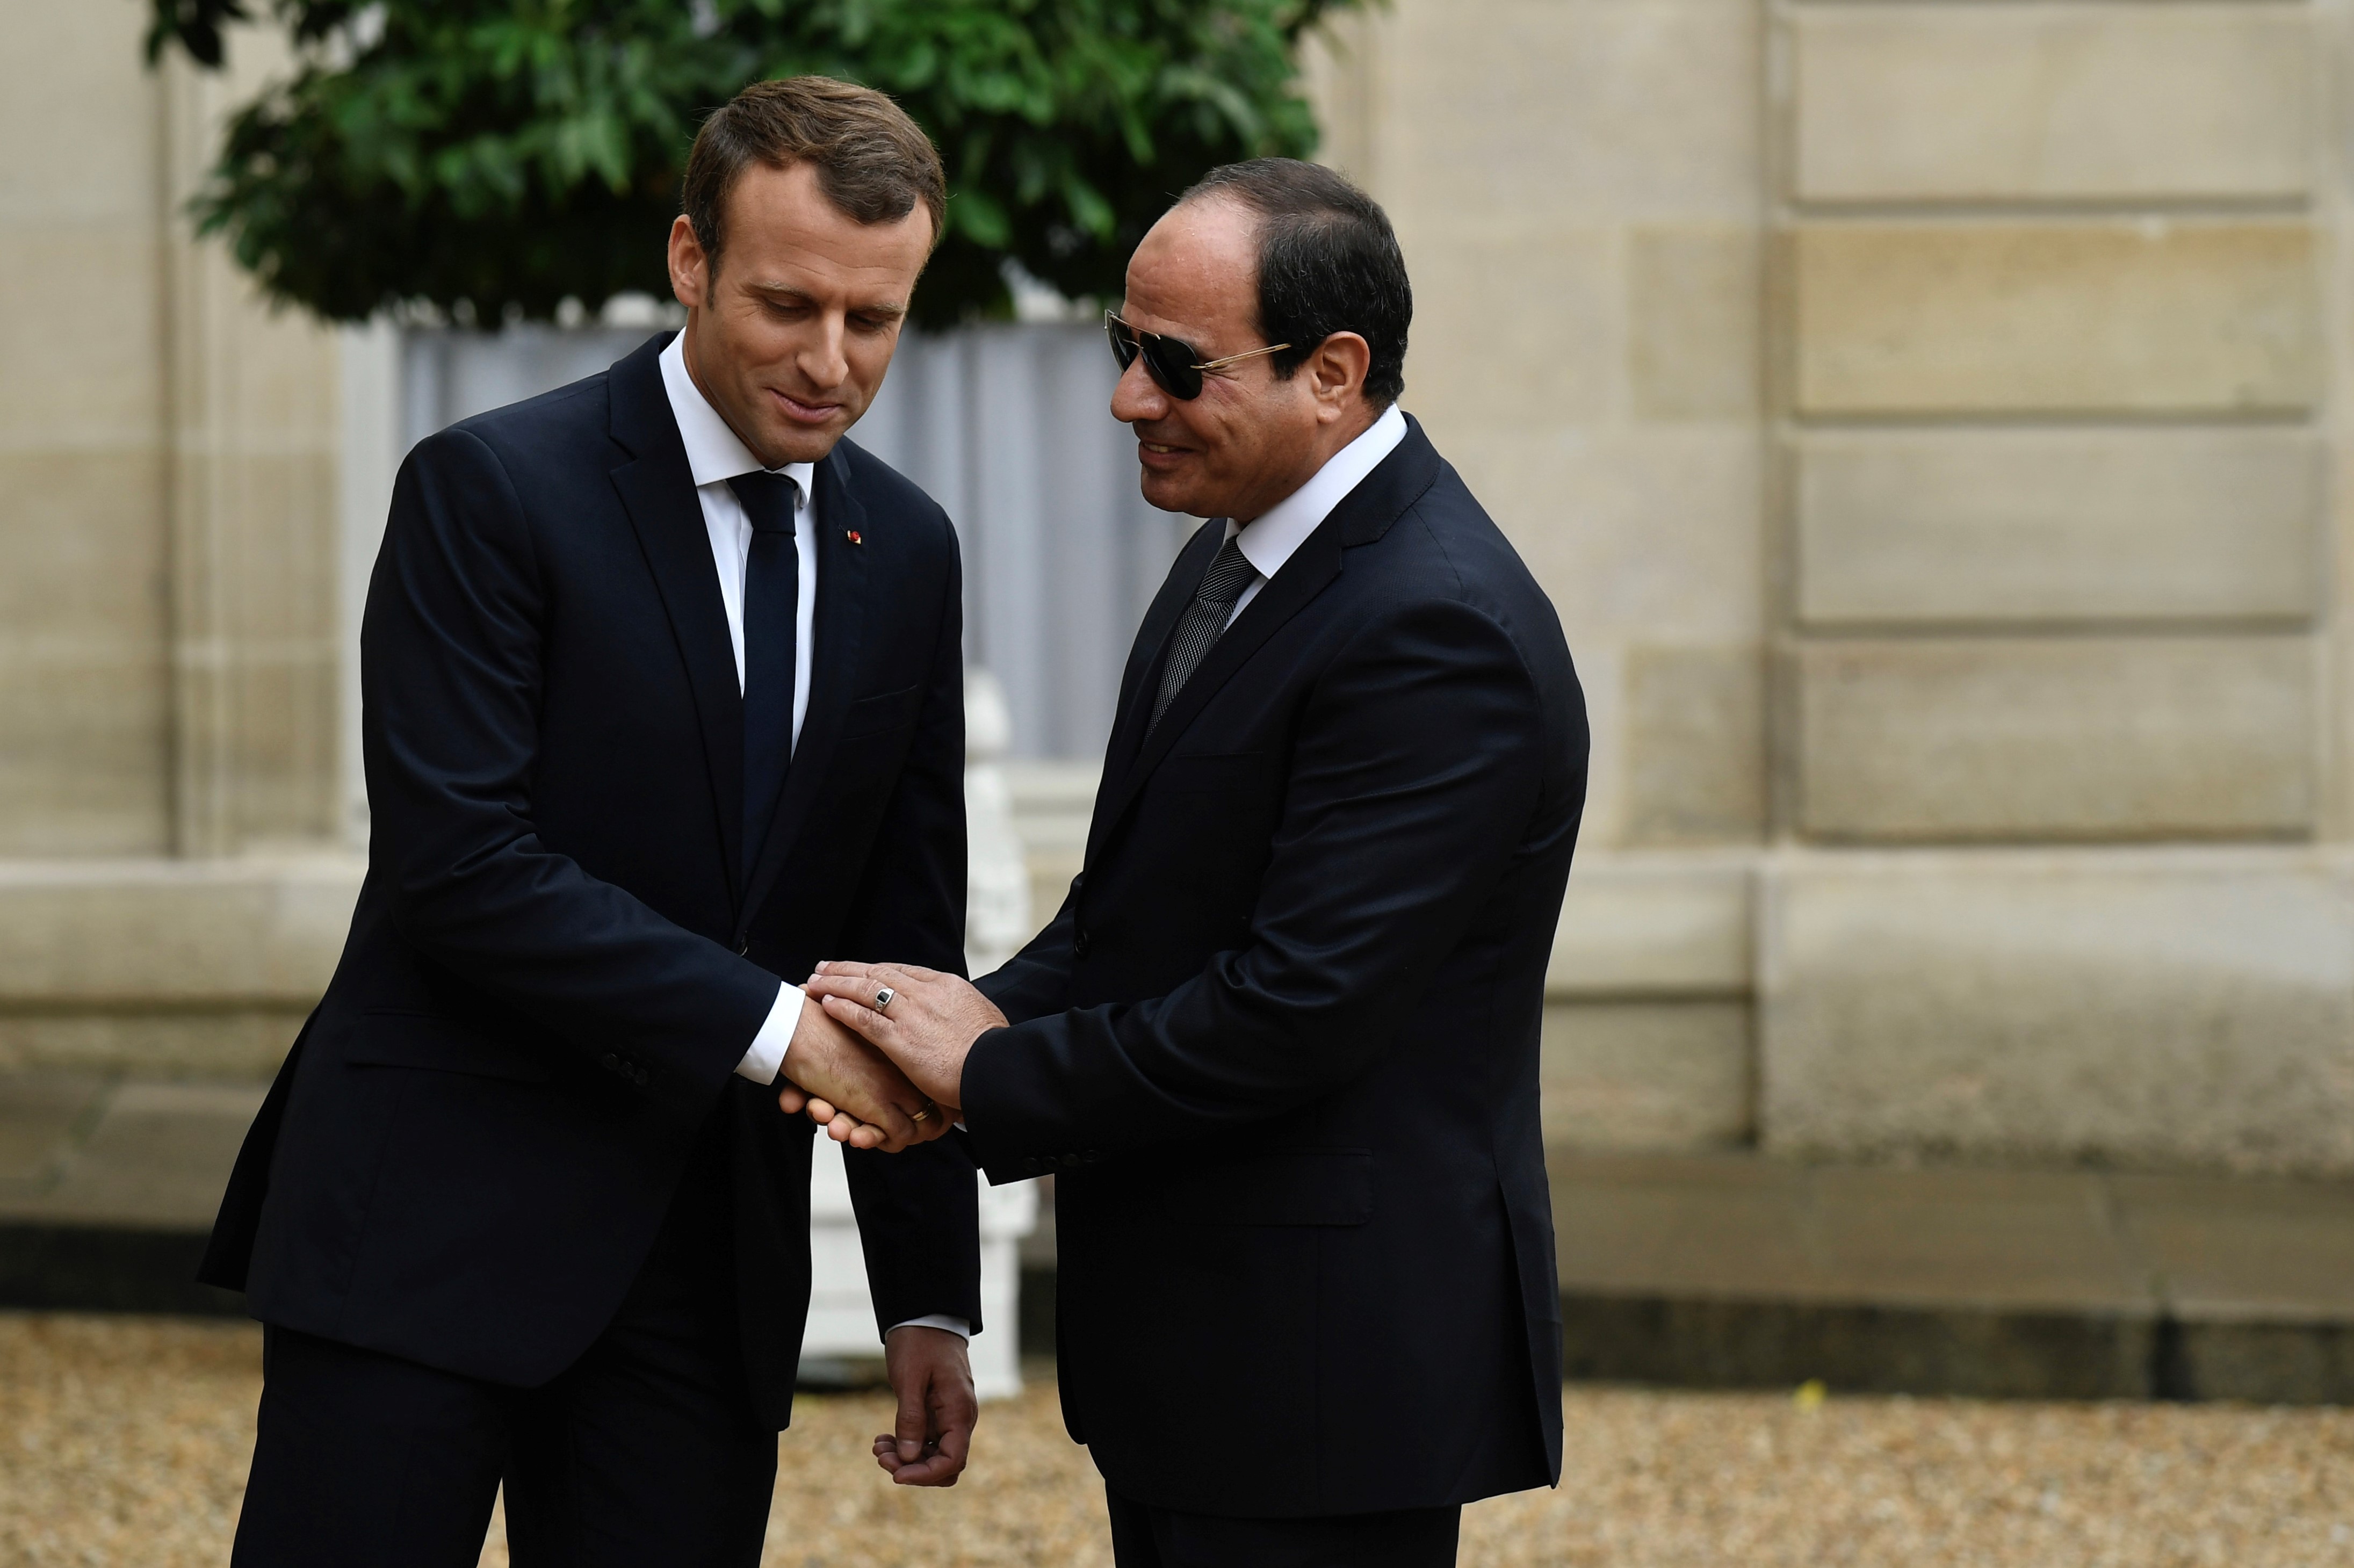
[226,656,341,844]
[1793,223,2320,415]
[1624,644,1766,843]
[0,654,171,857]
[1630,226,1761,420]
[1761,857,2354,1173]
[0,452,170,635]
[0,450,172,855]
[0,230,164,440]
[1447,428,1765,643]
[0,1013,307,1078]
[1796,638,2315,841]
[1795,430,2322,626]
[0,858,362,1004]
[1793,8,2312,203]
[1403,228,1620,430]
[1385,0,1761,220]
[1548,856,1752,998]
[1542,1001,1752,1151]
[0,3,158,214]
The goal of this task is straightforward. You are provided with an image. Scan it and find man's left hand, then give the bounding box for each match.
[875,1325,977,1486]
[802,962,1007,1112]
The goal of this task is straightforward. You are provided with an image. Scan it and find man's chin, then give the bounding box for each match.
[759,419,850,466]
[1137,471,1209,517]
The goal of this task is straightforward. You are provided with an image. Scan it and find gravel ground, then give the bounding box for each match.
[3,1312,2350,1566]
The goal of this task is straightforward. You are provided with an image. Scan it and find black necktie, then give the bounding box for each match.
[730,472,800,880]
[1149,531,1258,734]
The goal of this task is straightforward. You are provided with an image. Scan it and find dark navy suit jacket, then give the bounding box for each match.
[202,332,979,1429]
[964,417,1586,1516]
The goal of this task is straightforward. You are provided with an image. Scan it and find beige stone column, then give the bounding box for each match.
[158,46,342,857]
[0,11,352,1076]
[0,4,174,858]
[1306,0,1771,1153]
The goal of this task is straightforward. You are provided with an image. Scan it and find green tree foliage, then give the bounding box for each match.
[146,0,1355,328]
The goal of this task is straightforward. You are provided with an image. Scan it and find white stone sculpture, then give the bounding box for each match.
[800,668,1038,1399]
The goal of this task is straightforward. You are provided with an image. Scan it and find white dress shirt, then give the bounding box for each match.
[660,336,969,1344]
[660,334,817,1088]
[1222,401,1407,623]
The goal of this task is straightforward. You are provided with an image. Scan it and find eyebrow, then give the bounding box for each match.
[748,283,906,321]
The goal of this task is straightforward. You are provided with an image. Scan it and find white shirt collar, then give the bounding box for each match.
[659,331,817,500]
[1223,402,1409,580]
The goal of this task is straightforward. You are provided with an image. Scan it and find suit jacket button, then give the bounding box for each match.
[1073,928,1091,958]
[1022,1158,1042,1175]
[601,1052,620,1072]
[736,940,749,956]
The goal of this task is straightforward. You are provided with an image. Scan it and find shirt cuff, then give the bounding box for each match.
[887,1315,971,1341]
[733,982,804,1085]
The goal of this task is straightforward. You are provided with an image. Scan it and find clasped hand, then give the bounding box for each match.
[775,961,1006,1146]
[775,985,948,1153]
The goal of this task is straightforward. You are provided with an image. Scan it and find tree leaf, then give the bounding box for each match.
[148,0,1356,324]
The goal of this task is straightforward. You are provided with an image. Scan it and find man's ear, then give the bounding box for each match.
[668,214,709,310]
[1307,332,1373,420]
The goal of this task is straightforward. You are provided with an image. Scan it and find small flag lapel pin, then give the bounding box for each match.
[845,530,863,545]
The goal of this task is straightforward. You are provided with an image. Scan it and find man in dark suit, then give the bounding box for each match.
[205,79,984,1567]
[799,159,1588,1566]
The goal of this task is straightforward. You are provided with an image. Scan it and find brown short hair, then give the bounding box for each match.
[682,76,947,273]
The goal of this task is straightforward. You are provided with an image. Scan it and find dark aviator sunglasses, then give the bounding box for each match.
[1104,310,1292,401]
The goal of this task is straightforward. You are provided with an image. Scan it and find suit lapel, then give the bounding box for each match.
[608,334,747,900]
[740,445,869,927]
[1088,528,1344,848]
[1096,519,1222,790]
[1085,418,1448,862]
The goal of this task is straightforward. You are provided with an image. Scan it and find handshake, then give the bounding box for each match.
[774,961,1009,1151]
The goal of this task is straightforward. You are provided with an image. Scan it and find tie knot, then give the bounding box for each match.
[1196,534,1257,608]
[728,472,800,535]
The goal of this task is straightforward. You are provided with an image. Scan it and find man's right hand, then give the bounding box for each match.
[778,997,940,1152]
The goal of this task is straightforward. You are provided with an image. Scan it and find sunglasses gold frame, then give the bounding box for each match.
[1106,310,1293,398]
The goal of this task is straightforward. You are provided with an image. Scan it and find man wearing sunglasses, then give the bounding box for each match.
[796,157,1590,1566]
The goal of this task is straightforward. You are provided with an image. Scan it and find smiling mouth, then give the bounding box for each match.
[769,387,842,423]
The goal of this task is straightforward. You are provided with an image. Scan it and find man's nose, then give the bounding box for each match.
[1109,356,1167,424]
[800,315,850,389]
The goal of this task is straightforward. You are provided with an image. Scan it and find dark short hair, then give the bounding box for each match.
[682,77,947,275]
[1177,159,1411,406]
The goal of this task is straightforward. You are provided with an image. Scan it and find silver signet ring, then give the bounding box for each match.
[873,986,896,1013]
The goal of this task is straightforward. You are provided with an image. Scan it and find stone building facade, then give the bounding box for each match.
[2,11,347,1075]
[1307,0,2350,1173]
[3,3,2347,1174]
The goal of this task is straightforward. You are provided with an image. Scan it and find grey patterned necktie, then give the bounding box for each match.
[1149,531,1258,734]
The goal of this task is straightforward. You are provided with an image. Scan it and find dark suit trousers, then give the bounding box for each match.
[1106,1487,1461,1568]
[232,1123,774,1568]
